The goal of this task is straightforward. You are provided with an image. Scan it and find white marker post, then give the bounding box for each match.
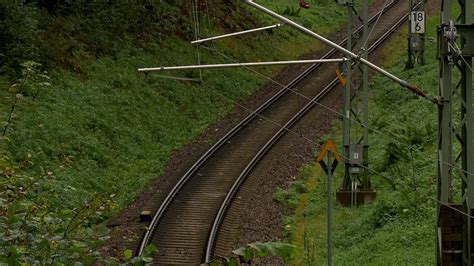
[411,11,426,34]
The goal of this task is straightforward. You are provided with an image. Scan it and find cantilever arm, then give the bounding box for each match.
[243,0,436,103]
[191,24,284,44]
[138,58,347,72]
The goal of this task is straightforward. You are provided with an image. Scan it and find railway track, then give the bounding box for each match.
[137,1,410,264]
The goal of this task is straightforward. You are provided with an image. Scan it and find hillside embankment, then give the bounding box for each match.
[0,1,361,263]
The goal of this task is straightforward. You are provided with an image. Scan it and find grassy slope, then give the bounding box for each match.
[0,2,349,214]
[2,2,364,262]
[281,12,443,266]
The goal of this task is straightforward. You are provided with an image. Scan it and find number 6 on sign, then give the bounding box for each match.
[411,11,425,34]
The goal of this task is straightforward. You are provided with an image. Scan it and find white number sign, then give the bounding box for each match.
[411,11,425,34]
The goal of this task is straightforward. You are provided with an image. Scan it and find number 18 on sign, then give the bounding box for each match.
[411,11,425,34]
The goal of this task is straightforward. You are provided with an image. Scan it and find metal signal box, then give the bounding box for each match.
[348,144,364,174]
[349,144,363,165]
[410,35,424,51]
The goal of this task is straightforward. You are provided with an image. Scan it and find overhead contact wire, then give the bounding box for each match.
[200,43,474,180]
[192,0,203,82]
[361,0,391,50]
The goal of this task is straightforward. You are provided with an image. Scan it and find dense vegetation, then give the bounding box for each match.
[277,13,441,265]
[0,0,351,263]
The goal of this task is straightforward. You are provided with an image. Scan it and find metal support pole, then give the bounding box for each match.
[327,151,333,266]
[460,0,473,263]
[407,0,414,69]
[362,0,370,189]
[317,140,339,266]
[192,0,203,82]
[437,0,473,264]
[339,0,373,207]
[342,1,353,193]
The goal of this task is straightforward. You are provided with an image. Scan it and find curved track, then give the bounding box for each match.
[137,1,410,264]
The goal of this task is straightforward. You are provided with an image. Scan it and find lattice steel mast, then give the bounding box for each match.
[338,0,375,207]
[437,0,473,264]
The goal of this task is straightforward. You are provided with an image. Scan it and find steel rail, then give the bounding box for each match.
[137,0,398,256]
[203,70,340,264]
[204,6,413,262]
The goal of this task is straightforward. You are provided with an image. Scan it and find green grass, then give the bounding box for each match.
[0,1,356,263]
[282,10,443,266]
[1,1,353,211]
[5,44,266,208]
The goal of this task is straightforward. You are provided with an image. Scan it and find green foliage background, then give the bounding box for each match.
[278,13,443,265]
[0,0,351,263]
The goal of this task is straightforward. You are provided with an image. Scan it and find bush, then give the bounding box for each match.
[37,1,193,70]
[9,61,51,98]
[0,2,39,80]
[0,155,116,264]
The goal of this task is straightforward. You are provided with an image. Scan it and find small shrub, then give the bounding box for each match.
[0,2,39,79]
[9,61,51,98]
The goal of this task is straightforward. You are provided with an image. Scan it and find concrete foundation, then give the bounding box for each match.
[336,189,376,207]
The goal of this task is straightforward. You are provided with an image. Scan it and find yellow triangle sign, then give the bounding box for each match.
[335,67,347,86]
[316,139,341,162]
